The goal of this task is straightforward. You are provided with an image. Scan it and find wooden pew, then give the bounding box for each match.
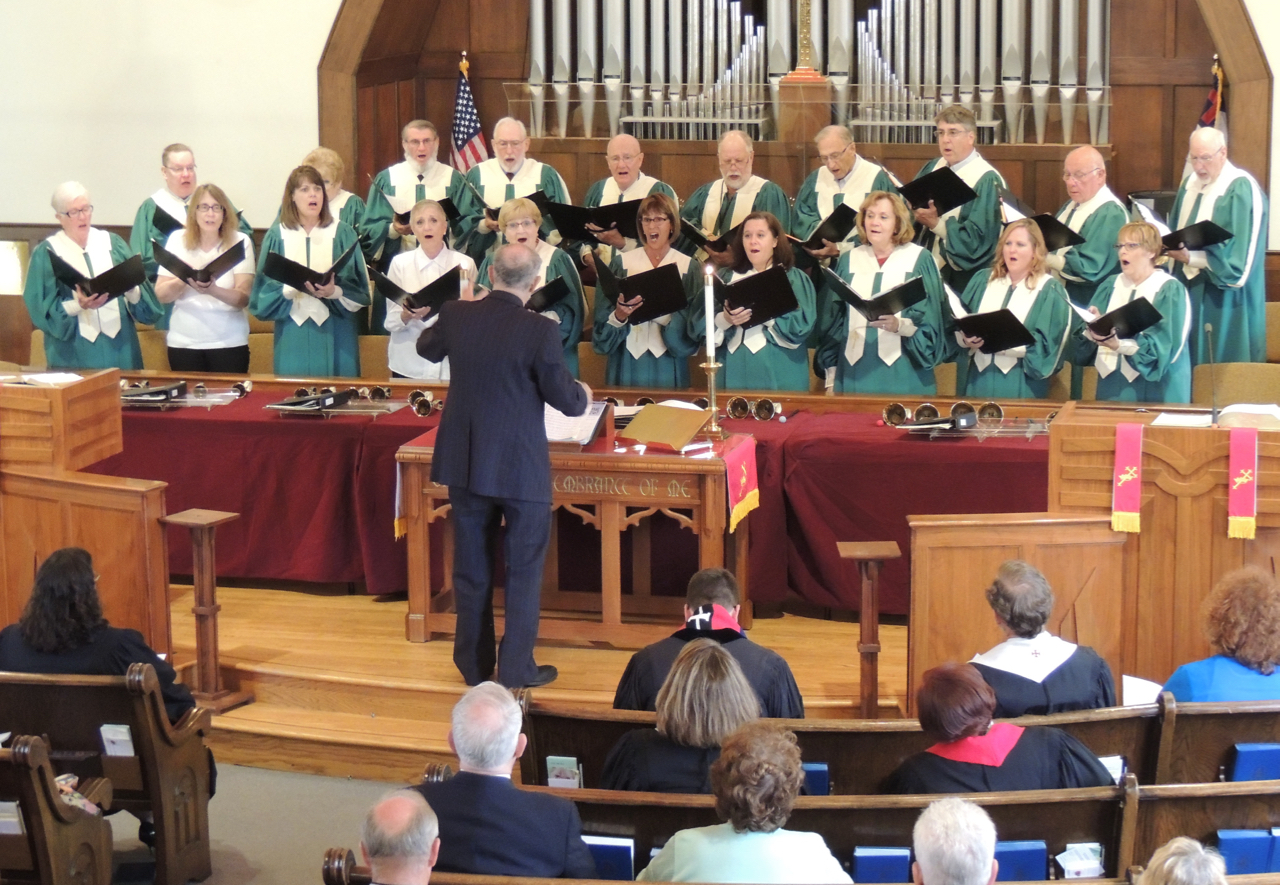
[0,735,113,885]
[1132,779,1280,869]
[519,697,1162,792]
[1153,695,1280,784]
[0,664,214,885]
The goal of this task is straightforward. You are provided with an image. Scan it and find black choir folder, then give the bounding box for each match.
[791,202,858,249]
[954,309,1037,355]
[593,260,687,325]
[371,266,462,312]
[48,252,145,300]
[151,240,246,285]
[261,243,358,291]
[543,199,644,242]
[1163,220,1233,252]
[821,268,928,321]
[151,207,185,237]
[998,189,1087,252]
[898,166,979,217]
[1080,297,1164,340]
[711,264,798,329]
[528,276,572,313]
[388,195,462,227]
[680,219,744,254]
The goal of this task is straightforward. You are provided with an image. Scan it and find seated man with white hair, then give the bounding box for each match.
[25,181,162,370]
[912,798,999,885]
[970,560,1115,718]
[1140,837,1228,885]
[414,683,597,878]
[361,790,440,885]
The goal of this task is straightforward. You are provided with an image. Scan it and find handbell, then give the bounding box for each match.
[231,381,251,398]
[691,396,710,409]
[726,395,779,421]
[977,402,1004,422]
[883,402,909,426]
[192,383,208,399]
[913,403,940,421]
[949,401,976,420]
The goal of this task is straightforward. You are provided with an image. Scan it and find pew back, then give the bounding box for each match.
[1155,696,1280,784]
[1133,780,1280,869]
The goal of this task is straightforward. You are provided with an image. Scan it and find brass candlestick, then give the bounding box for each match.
[700,360,727,439]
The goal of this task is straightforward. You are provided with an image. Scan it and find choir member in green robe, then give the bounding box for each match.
[689,212,817,392]
[591,193,699,388]
[956,219,1070,400]
[361,121,479,333]
[1166,128,1269,364]
[26,182,161,370]
[130,143,252,330]
[1071,222,1192,404]
[462,117,570,265]
[303,147,367,233]
[793,125,899,260]
[573,133,677,261]
[249,166,369,378]
[815,192,945,395]
[679,130,792,267]
[911,106,1006,295]
[475,197,585,377]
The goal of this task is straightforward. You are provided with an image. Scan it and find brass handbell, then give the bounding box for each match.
[950,401,976,420]
[977,402,1004,423]
[882,402,909,426]
[726,396,778,421]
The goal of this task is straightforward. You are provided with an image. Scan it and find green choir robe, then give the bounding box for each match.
[1070,270,1192,404]
[678,176,792,258]
[913,153,1005,294]
[462,159,571,264]
[792,159,898,249]
[1167,163,1269,363]
[130,188,252,330]
[957,269,1070,400]
[249,220,369,378]
[577,175,678,258]
[1049,190,1127,307]
[25,230,161,370]
[328,190,367,236]
[689,265,817,392]
[591,246,700,388]
[476,239,585,377]
[814,243,945,395]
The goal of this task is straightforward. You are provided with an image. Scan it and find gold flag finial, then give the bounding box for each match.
[460,50,469,79]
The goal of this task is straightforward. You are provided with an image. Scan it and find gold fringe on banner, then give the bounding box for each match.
[1111,511,1141,533]
[1228,515,1257,540]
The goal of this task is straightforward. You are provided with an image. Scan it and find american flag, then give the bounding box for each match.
[450,60,488,173]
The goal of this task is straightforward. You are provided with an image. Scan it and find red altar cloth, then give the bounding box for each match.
[726,412,1049,615]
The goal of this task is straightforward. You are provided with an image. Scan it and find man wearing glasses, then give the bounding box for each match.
[909,106,1005,295]
[129,143,251,329]
[1165,127,1268,364]
[462,117,570,264]
[577,133,676,260]
[793,125,899,262]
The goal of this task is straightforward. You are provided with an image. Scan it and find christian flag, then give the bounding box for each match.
[450,55,489,173]
[1198,56,1227,134]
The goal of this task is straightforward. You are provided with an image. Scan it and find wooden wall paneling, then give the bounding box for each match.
[1193,0,1272,186]
[355,85,378,190]
[0,298,32,367]
[1109,86,1169,195]
[318,0,384,193]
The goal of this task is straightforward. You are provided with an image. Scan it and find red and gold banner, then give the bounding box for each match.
[1228,427,1259,540]
[1111,423,1144,533]
[723,435,759,533]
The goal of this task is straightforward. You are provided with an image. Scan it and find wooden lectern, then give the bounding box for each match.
[1047,402,1280,682]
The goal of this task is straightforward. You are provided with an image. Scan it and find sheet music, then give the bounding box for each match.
[1131,201,1171,237]
[1121,674,1163,706]
[545,401,605,443]
[1150,412,1213,427]
[1066,299,1095,323]
[944,284,968,318]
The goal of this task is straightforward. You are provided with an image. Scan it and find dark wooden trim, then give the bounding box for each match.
[1110,58,1215,87]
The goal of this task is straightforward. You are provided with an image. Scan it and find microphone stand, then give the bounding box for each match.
[1205,322,1219,427]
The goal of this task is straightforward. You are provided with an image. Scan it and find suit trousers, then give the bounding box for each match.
[447,486,552,687]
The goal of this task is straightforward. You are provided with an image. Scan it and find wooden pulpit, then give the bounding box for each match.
[1047,402,1280,682]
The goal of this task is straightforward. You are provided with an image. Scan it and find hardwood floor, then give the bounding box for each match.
[169,584,909,782]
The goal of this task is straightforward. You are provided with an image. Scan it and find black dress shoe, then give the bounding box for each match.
[524,665,558,687]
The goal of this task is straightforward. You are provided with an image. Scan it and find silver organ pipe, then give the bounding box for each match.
[577,0,598,137]
[957,0,976,111]
[669,0,683,107]
[602,0,624,135]
[1058,0,1079,145]
[982,0,1001,134]
[1029,0,1052,144]
[938,0,955,107]
[528,0,547,137]
[629,0,646,119]
[829,0,852,124]
[650,0,666,116]
[1085,0,1105,144]
[552,0,572,137]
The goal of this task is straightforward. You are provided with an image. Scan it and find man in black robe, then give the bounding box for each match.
[970,560,1116,717]
[612,568,804,718]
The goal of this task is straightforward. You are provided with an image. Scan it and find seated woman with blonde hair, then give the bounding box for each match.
[637,720,850,883]
[601,638,759,793]
[1140,838,1227,885]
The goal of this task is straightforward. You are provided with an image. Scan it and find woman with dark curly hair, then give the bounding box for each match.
[1163,566,1280,701]
[0,547,194,723]
[601,638,759,793]
[637,720,849,883]
[884,662,1112,794]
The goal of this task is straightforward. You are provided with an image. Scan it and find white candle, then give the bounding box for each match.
[703,263,716,360]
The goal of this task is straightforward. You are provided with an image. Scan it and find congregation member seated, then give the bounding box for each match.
[131,142,253,329]
[954,217,1070,399]
[970,560,1116,717]
[1070,221,1192,403]
[911,798,998,885]
[884,662,1113,794]
[637,720,851,883]
[697,211,817,392]
[910,105,1006,294]
[360,791,440,885]
[1162,565,1280,701]
[153,183,256,373]
[814,190,946,395]
[614,567,804,718]
[579,134,678,258]
[602,639,760,793]
[414,682,596,878]
[304,147,367,232]
[462,117,571,263]
[384,200,477,381]
[681,130,792,266]
[24,181,161,370]
[250,164,369,378]
[1140,838,1227,885]
[476,197,585,376]
[591,193,700,388]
